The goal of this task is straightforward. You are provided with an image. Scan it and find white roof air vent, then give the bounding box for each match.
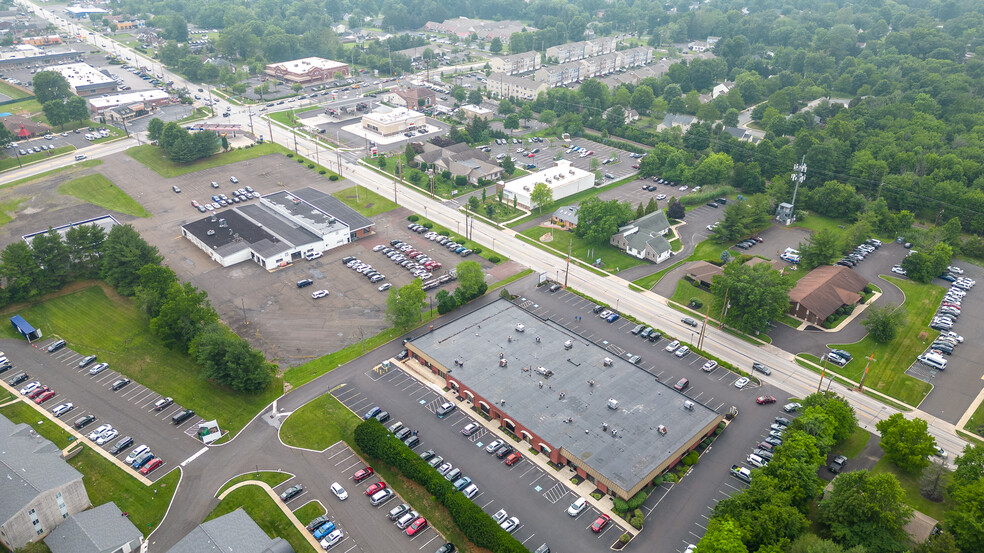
[515,324,525,332]
[607,398,618,410]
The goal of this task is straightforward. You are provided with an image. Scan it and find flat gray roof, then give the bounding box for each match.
[410,300,720,494]
[0,415,84,524]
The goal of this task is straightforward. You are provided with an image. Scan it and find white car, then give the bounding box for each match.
[372,244,386,252]
[701,360,718,372]
[734,377,750,389]
[52,403,74,417]
[500,516,520,533]
[664,340,680,352]
[312,290,329,299]
[304,251,323,260]
[230,176,239,183]
[891,265,906,275]
[20,381,41,395]
[125,445,149,465]
[320,529,343,549]
[948,266,964,274]
[330,482,348,500]
[675,346,690,358]
[378,283,392,292]
[568,497,587,516]
[935,447,948,458]
[96,428,119,445]
[656,194,666,200]
[486,439,504,453]
[678,185,688,191]
[492,509,508,524]
[88,424,113,441]
[706,223,718,231]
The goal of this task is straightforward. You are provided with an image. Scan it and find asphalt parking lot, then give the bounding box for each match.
[485,136,639,183]
[331,368,627,553]
[262,442,444,553]
[1,338,204,481]
[507,276,795,552]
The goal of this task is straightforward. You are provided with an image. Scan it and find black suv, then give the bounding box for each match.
[109,436,134,454]
[280,485,304,501]
[297,279,314,288]
[111,378,131,391]
[495,445,515,458]
[74,415,96,429]
[171,409,195,424]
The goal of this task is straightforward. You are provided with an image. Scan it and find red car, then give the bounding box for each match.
[364,481,387,496]
[140,458,163,474]
[405,517,428,536]
[504,452,522,466]
[35,390,56,404]
[591,514,611,533]
[27,386,50,400]
[353,467,374,482]
[527,153,535,158]
[632,164,639,169]
[756,396,776,405]
[191,200,200,208]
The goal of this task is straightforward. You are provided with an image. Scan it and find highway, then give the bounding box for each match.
[14,0,970,459]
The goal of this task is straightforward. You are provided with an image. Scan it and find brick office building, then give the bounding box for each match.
[406,300,723,500]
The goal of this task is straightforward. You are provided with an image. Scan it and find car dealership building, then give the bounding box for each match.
[406,300,723,500]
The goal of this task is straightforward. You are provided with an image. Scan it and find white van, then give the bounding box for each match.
[918,353,947,370]
[84,133,93,140]
[462,483,479,499]
[74,154,86,161]
[746,453,767,468]
[369,488,393,506]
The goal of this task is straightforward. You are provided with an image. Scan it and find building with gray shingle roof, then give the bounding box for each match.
[610,210,673,264]
[165,509,294,553]
[44,502,142,553]
[0,414,89,550]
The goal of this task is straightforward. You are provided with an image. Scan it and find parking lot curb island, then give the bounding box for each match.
[217,480,323,552]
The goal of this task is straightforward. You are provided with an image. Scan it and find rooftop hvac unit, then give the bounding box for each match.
[607,398,618,410]
[563,340,573,350]
[684,400,695,411]
[534,366,552,377]
[515,324,525,333]
[499,358,507,367]
[603,357,613,366]
[658,425,667,435]
[569,170,575,175]
[206,229,215,236]
[218,218,227,227]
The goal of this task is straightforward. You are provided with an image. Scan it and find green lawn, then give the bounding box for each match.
[0,80,31,99]
[68,446,180,536]
[58,173,150,217]
[89,125,127,143]
[670,279,720,318]
[177,107,212,124]
[0,159,102,191]
[0,400,74,448]
[870,456,951,521]
[293,501,326,527]
[825,276,943,406]
[833,426,871,459]
[521,226,647,272]
[962,400,984,438]
[633,240,734,291]
[280,388,363,450]
[467,198,526,223]
[791,212,851,236]
[268,106,321,128]
[126,143,284,178]
[217,471,293,496]
[0,197,27,227]
[331,185,399,217]
[0,286,282,438]
[0,145,75,171]
[506,174,642,228]
[205,485,315,553]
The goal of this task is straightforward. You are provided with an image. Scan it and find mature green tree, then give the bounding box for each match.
[147,118,165,142]
[798,228,843,269]
[30,229,70,293]
[861,305,907,343]
[801,392,858,442]
[912,532,959,553]
[714,473,808,550]
[573,196,633,245]
[387,280,426,329]
[1,241,41,301]
[710,262,794,334]
[489,37,503,53]
[631,85,656,114]
[65,96,88,123]
[733,162,764,193]
[455,261,486,301]
[901,242,952,283]
[504,113,520,133]
[723,108,740,127]
[498,99,514,115]
[806,181,866,220]
[788,408,837,452]
[452,86,466,103]
[876,413,938,474]
[951,443,984,490]
[530,182,553,214]
[690,152,734,186]
[32,71,71,103]
[64,223,105,279]
[150,282,219,350]
[645,197,658,215]
[920,459,950,502]
[435,289,458,314]
[100,224,162,296]
[42,99,70,129]
[190,323,272,393]
[134,264,179,318]
[404,143,416,165]
[467,89,483,106]
[0,122,13,150]
[500,155,515,175]
[699,517,748,553]
[538,109,556,126]
[518,104,533,126]
[818,470,912,553]
[667,197,686,219]
[945,478,984,553]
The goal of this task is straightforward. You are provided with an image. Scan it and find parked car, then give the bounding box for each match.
[734,377,750,389]
[280,485,304,501]
[353,467,374,482]
[828,455,847,473]
[591,514,611,533]
[756,396,776,404]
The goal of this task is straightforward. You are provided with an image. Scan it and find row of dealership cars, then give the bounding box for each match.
[837,238,882,268]
[190,185,259,212]
[917,271,974,371]
[729,414,794,484]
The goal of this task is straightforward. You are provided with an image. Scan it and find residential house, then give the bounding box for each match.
[657,113,696,132]
[414,143,503,185]
[423,18,532,42]
[165,509,294,553]
[711,80,735,98]
[603,106,639,125]
[610,210,673,264]
[44,503,142,553]
[685,260,724,287]
[485,73,548,101]
[788,265,869,325]
[551,205,579,229]
[489,51,541,75]
[0,415,90,550]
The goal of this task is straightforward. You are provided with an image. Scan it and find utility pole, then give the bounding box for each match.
[816,354,828,393]
[788,155,806,220]
[858,352,876,392]
[564,239,572,288]
[241,298,248,325]
[698,314,708,350]
[718,285,730,329]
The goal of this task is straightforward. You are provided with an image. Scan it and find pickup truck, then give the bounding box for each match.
[730,464,752,483]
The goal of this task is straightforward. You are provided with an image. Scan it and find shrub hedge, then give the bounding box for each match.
[354,420,528,553]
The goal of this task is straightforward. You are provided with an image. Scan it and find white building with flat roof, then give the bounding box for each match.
[49,63,117,96]
[361,106,426,137]
[502,159,595,209]
[87,89,171,114]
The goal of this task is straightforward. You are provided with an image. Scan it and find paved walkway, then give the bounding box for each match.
[216,480,322,551]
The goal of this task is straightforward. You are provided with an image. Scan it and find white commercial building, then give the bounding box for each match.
[87,89,171,114]
[48,62,117,96]
[502,160,595,209]
[361,106,426,137]
[181,188,374,270]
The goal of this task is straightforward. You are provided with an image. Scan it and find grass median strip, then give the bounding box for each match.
[520,226,648,271]
[59,173,150,217]
[293,501,326,526]
[68,446,180,536]
[218,471,293,496]
[205,485,315,553]
[0,285,282,438]
[489,268,534,291]
[0,159,102,191]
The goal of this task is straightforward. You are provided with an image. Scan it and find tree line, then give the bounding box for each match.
[32,71,90,130]
[147,118,220,163]
[1,224,273,393]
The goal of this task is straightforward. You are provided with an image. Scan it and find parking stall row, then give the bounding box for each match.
[339,366,630,551]
[4,337,204,481]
